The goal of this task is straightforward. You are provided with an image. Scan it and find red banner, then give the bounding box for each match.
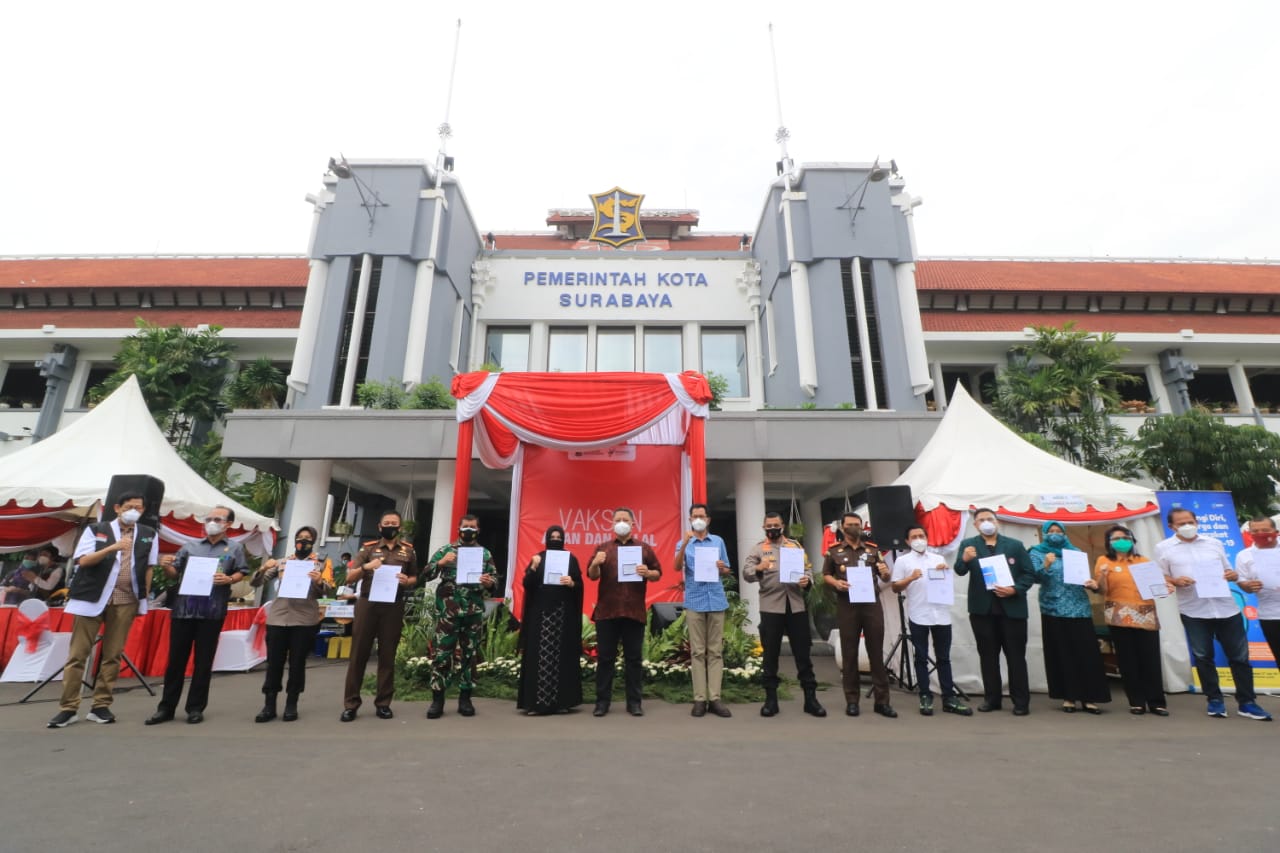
[511,445,684,620]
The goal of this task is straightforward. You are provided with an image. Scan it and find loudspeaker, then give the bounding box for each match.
[865,485,916,552]
[103,474,165,531]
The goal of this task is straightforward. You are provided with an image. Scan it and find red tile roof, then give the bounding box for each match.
[916,259,1280,295]
[921,311,1280,335]
[0,309,302,330]
[0,257,308,290]
[492,235,748,251]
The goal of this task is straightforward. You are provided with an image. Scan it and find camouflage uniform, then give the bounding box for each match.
[424,541,498,692]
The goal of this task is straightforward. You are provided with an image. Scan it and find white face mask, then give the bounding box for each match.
[1176,523,1198,540]
[691,519,708,533]
[909,538,928,553]
[613,521,632,538]
[978,521,997,536]
[205,521,226,537]
[120,508,142,525]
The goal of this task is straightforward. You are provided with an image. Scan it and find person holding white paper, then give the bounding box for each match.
[1029,522,1110,714]
[742,511,825,718]
[953,508,1036,716]
[586,507,662,717]
[1094,525,1171,715]
[147,505,249,726]
[1155,507,1271,721]
[423,513,499,720]
[340,510,420,722]
[249,526,334,723]
[518,526,583,716]
[823,513,896,719]
[1235,516,1280,681]
[890,525,971,717]
[674,503,733,718]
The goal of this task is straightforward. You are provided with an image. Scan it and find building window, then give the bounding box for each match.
[597,328,636,372]
[0,365,45,408]
[644,328,683,373]
[484,326,529,372]
[1186,368,1235,409]
[548,328,587,372]
[79,364,116,407]
[330,255,383,405]
[701,328,748,397]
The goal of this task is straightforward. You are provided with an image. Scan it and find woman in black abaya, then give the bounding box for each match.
[517,525,584,715]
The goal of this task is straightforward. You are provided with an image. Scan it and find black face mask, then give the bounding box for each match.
[843,526,862,540]
[765,528,783,541]
[380,526,400,540]
[547,538,564,550]
[459,528,478,543]
[295,541,313,556]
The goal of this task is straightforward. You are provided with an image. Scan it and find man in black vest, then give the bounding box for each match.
[47,491,158,728]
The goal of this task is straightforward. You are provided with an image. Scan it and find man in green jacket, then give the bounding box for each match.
[953,507,1037,715]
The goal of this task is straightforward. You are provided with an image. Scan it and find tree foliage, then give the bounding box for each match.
[355,377,455,410]
[989,322,1140,478]
[1136,407,1280,519]
[224,357,286,409]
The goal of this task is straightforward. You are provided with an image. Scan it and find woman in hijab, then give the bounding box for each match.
[517,525,584,715]
[1030,521,1111,713]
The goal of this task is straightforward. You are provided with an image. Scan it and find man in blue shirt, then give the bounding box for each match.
[674,503,732,717]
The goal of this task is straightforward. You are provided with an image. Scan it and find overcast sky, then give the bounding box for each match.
[5,0,1276,260]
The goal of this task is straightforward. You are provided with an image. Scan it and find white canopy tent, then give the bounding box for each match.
[871,385,1191,697]
[0,376,275,556]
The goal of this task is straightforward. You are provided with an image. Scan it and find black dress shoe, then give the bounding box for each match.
[1012,707,1030,717]
[691,701,708,717]
[708,700,732,718]
[282,702,298,722]
[1149,707,1170,717]
[375,706,393,720]
[626,702,644,717]
[846,703,860,717]
[340,708,357,722]
[186,711,204,724]
[977,702,1002,713]
[592,701,609,717]
[254,707,277,723]
[144,710,174,726]
[873,703,898,719]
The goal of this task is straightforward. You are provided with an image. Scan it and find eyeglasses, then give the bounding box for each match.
[763,527,784,532]
[207,516,229,523]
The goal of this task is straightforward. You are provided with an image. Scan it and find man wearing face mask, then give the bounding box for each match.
[1157,508,1270,720]
[891,525,971,717]
[47,492,158,728]
[340,510,419,722]
[954,507,1036,715]
[1238,517,1280,679]
[423,513,499,719]
[587,507,662,717]
[147,505,249,725]
[674,503,733,717]
[742,511,825,718]
[823,513,896,718]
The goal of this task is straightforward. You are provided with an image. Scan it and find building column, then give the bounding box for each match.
[286,459,333,552]
[733,460,766,634]
[1228,362,1256,413]
[1144,363,1171,413]
[428,459,457,556]
[930,362,948,411]
[800,497,826,584]
[868,460,900,487]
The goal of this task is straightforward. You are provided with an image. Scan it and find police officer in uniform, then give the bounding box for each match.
[340,510,418,721]
[823,512,897,718]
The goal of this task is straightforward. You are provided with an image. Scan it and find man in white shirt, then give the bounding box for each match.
[1234,516,1280,677]
[1154,507,1270,721]
[890,525,972,717]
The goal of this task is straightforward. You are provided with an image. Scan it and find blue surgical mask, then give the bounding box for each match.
[1046,533,1066,547]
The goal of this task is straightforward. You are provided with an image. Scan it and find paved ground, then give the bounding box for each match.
[2,656,1278,853]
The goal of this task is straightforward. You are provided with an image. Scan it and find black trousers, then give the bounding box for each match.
[759,604,816,691]
[595,617,644,705]
[969,613,1029,709]
[262,623,320,697]
[909,621,956,699]
[1261,620,1280,671]
[160,617,225,713]
[1109,626,1166,709]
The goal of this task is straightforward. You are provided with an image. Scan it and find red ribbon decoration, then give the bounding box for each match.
[250,606,269,656]
[14,610,50,653]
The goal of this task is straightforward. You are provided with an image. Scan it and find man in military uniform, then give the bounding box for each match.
[742,510,826,718]
[340,510,418,722]
[423,513,499,719]
[822,512,896,719]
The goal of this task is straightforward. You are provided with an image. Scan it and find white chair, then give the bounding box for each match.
[211,602,269,672]
[1,599,73,682]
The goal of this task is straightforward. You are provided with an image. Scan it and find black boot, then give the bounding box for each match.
[282,693,299,722]
[426,691,445,719]
[803,687,827,718]
[255,692,278,723]
[760,688,780,717]
[458,690,476,717]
